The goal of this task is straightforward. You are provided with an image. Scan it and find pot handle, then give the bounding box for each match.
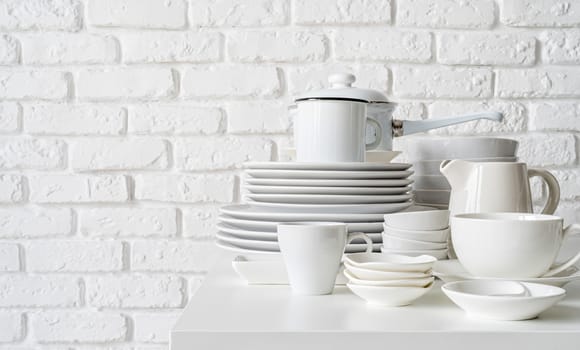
[528,168,560,215]
[365,118,382,150]
[393,111,503,136]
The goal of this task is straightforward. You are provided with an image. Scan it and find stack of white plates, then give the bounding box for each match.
[217,161,415,255]
[406,137,519,209]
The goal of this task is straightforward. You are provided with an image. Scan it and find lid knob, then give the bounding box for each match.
[328,73,355,88]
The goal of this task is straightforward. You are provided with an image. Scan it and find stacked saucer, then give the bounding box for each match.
[217,161,415,255]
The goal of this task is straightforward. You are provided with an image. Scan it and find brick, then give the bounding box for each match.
[392,102,426,121]
[0,276,79,307]
[134,312,180,343]
[227,101,289,134]
[0,313,21,342]
[0,208,72,237]
[437,33,535,66]
[80,208,177,237]
[24,104,124,135]
[0,174,24,202]
[293,0,390,24]
[501,0,580,27]
[0,0,81,31]
[335,29,431,62]
[77,68,175,101]
[397,0,495,28]
[88,0,186,29]
[31,312,126,343]
[29,175,129,203]
[427,101,527,135]
[393,66,493,99]
[87,275,183,308]
[128,105,222,135]
[0,70,68,100]
[496,68,580,98]
[229,30,327,62]
[0,138,65,170]
[0,243,19,272]
[551,170,580,200]
[530,102,580,131]
[0,103,19,133]
[121,32,220,63]
[175,136,273,170]
[555,202,580,225]
[134,174,235,203]
[131,240,218,272]
[182,66,281,98]
[0,35,18,64]
[71,139,169,170]
[190,0,288,27]
[515,133,576,167]
[540,30,580,64]
[25,240,123,272]
[182,206,220,238]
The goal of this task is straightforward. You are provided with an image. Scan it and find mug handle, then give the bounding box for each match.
[365,118,382,150]
[528,168,560,215]
[541,224,580,277]
[347,232,373,253]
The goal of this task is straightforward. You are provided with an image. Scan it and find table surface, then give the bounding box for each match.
[172,248,580,350]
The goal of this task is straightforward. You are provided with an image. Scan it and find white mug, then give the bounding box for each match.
[277,222,373,295]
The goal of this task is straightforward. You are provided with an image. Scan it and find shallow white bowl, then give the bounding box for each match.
[413,157,518,175]
[348,282,434,306]
[406,137,519,160]
[413,175,450,190]
[414,189,451,205]
[384,209,449,231]
[383,225,450,243]
[344,253,436,273]
[344,262,431,281]
[380,247,449,260]
[442,280,566,321]
[383,234,448,250]
[344,269,434,287]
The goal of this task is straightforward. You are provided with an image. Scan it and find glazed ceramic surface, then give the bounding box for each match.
[347,282,434,306]
[406,137,518,160]
[383,225,450,243]
[384,209,449,231]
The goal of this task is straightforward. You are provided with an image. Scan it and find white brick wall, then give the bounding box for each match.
[0,0,579,349]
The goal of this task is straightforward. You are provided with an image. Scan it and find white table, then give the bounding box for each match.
[172,252,580,350]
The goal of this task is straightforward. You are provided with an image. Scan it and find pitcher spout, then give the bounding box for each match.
[440,159,472,190]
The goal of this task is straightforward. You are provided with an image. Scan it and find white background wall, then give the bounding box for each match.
[0,0,579,348]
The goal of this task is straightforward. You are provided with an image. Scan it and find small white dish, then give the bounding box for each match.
[442,280,566,321]
[347,281,434,306]
[382,234,448,250]
[344,262,431,280]
[383,225,450,243]
[344,269,434,287]
[384,209,449,231]
[380,247,448,260]
[344,253,436,272]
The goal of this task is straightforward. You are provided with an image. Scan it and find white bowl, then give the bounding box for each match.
[380,247,449,260]
[348,282,434,306]
[344,262,431,281]
[383,234,448,250]
[344,253,436,272]
[414,189,450,205]
[384,209,449,231]
[344,269,434,287]
[413,175,450,190]
[383,225,450,243]
[442,280,566,321]
[413,157,518,175]
[406,137,519,160]
[280,148,401,163]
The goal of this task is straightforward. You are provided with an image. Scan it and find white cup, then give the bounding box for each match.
[277,222,373,295]
[451,213,580,278]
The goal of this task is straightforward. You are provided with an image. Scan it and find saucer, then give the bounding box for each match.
[433,259,580,287]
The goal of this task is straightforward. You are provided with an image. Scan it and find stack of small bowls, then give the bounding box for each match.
[381,208,450,260]
[343,253,436,306]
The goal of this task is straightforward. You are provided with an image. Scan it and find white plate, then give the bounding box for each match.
[246,200,414,214]
[221,204,389,222]
[433,260,580,287]
[217,239,382,255]
[244,184,412,195]
[245,178,414,187]
[218,215,384,232]
[246,169,413,180]
[344,269,434,287]
[347,282,434,306]
[245,193,414,205]
[244,161,411,171]
[217,231,278,251]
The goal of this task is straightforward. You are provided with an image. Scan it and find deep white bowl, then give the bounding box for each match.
[348,282,434,306]
[383,225,450,243]
[384,209,449,231]
[413,157,518,175]
[383,233,448,250]
[406,137,519,160]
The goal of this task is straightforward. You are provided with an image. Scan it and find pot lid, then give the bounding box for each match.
[295,73,391,103]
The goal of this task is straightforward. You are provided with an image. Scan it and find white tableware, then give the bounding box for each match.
[382,234,448,250]
[218,215,384,233]
[217,223,277,241]
[245,193,413,205]
[380,247,449,260]
[384,209,449,231]
[405,137,518,160]
[441,160,560,216]
[345,253,436,272]
[412,175,450,190]
[442,280,566,321]
[246,200,413,214]
[344,269,434,287]
[246,169,413,180]
[278,222,372,295]
[414,190,450,205]
[244,184,412,195]
[280,148,401,163]
[347,281,434,306]
[344,262,431,280]
[220,205,388,222]
[413,157,517,175]
[452,213,580,278]
[433,259,580,287]
[415,203,448,210]
[244,161,411,171]
[245,177,414,187]
[217,240,381,255]
[383,225,450,243]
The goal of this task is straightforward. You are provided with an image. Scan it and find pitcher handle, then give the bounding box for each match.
[542,224,580,277]
[528,168,560,215]
[365,118,382,150]
[347,232,373,253]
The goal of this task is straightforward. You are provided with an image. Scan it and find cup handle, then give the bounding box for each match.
[528,168,560,215]
[541,224,580,277]
[347,232,373,253]
[365,118,382,150]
